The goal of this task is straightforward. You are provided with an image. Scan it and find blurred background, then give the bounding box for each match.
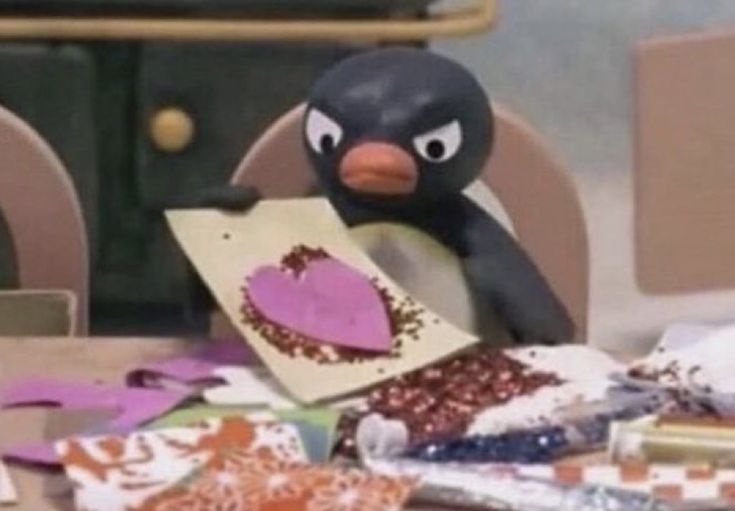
[436,1,735,351]
[3,0,735,352]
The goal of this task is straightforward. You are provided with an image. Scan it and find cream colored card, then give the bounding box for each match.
[166,198,478,403]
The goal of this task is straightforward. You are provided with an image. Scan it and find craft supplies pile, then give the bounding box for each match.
[5,47,735,511]
[6,308,735,510]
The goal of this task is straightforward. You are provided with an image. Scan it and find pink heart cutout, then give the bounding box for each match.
[247,258,392,352]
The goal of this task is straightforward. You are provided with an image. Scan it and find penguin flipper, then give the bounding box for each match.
[451,200,575,345]
[164,184,262,211]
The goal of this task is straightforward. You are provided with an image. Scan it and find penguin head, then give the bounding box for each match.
[303,47,494,209]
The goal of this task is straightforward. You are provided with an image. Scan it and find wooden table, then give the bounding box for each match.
[0,337,200,510]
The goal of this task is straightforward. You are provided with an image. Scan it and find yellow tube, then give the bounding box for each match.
[609,419,735,466]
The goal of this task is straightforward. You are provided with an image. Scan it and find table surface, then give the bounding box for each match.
[0,337,200,511]
[0,337,603,511]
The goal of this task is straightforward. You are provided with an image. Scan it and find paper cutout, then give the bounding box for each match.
[150,406,341,462]
[0,460,17,505]
[126,337,257,388]
[241,244,434,366]
[166,199,478,402]
[3,442,58,466]
[1,378,189,431]
[57,416,306,511]
[1,379,189,465]
[249,258,392,352]
[196,336,259,364]
[131,451,414,511]
[203,366,297,408]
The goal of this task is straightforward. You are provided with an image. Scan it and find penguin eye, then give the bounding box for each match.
[412,120,462,163]
[305,108,343,155]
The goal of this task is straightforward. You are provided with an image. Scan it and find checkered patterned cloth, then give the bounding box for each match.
[511,463,735,502]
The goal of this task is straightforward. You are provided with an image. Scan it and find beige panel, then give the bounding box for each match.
[635,31,735,294]
[0,290,76,336]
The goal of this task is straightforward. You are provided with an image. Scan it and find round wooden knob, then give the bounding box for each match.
[149,107,195,152]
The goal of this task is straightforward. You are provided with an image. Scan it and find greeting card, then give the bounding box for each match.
[167,199,478,403]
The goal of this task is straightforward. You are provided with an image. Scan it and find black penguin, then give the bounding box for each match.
[194,47,574,344]
[299,47,574,345]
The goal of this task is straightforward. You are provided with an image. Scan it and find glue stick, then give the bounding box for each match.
[609,418,735,466]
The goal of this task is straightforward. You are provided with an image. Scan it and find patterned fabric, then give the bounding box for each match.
[57,416,415,511]
[57,416,306,511]
[143,452,415,511]
[500,462,735,502]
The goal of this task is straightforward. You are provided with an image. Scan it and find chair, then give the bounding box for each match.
[229,103,589,341]
[0,105,88,334]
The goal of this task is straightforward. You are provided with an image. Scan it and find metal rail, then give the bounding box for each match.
[0,0,495,41]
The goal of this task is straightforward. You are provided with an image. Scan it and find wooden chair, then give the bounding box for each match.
[0,105,88,334]
[228,103,589,341]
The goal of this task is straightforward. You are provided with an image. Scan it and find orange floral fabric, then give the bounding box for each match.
[141,448,416,511]
[57,416,306,511]
[57,416,415,511]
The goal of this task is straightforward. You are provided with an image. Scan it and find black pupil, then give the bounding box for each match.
[426,139,445,160]
[320,134,335,154]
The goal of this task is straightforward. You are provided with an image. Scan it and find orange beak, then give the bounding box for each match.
[338,142,418,196]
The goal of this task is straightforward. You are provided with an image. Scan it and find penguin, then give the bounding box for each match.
[300,47,573,345]
[198,47,574,345]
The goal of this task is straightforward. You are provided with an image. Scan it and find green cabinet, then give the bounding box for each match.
[0,39,360,334]
[136,43,353,207]
[0,0,439,334]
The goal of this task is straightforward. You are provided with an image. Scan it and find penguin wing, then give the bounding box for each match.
[446,199,575,345]
[164,184,262,211]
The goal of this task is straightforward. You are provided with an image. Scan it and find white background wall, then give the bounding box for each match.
[433,1,735,352]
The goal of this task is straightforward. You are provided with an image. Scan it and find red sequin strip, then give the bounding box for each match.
[336,347,562,455]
